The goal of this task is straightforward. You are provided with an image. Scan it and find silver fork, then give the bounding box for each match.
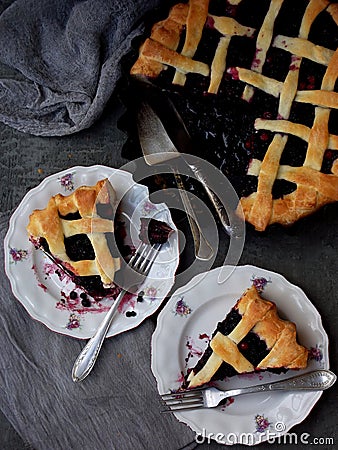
[161,370,336,412]
[72,241,161,382]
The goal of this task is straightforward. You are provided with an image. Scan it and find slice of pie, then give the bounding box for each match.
[139,217,174,244]
[129,0,338,231]
[186,285,308,388]
[27,179,121,298]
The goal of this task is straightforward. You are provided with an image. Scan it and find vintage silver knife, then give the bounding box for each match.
[137,101,234,238]
[137,102,214,261]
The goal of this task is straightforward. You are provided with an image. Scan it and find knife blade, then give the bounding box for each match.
[137,100,234,237]
[137,101,214,262]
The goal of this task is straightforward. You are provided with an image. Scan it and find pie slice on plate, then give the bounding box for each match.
[186,285,308,388]
[27,179,121,297]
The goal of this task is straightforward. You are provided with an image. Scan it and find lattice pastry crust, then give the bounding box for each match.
[131,0,338,231]
[187,286,308,388]
[27,179,120,286]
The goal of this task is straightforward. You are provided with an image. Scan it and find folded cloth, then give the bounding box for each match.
[0,0,160,136]
[0,210,197,450]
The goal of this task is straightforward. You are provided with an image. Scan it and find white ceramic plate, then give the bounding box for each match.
[152,265,329,446]
[4,165,179,339]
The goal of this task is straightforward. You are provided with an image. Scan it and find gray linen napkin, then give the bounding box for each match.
[0,211,197,450]
[0,0,160,137]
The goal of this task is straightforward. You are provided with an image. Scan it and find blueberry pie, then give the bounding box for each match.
[27,179,121,297]
[130,0,338,230]
[186,285,308,388]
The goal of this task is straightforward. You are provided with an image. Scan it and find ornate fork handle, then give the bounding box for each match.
[72,289,126,382]
[219,370,337,400]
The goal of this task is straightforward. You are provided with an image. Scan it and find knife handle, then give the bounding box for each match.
[188,164,240,238]
[173,171,214,261]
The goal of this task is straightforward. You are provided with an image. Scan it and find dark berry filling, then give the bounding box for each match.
[32,216,126,299]
[249,0,280,26]
[209,0,238,17]
[59,211,81,220]
[328,109,338,135]
[80,293,91,307]
[216,308,242,335]
[69,291,78,300]
[137,291,144,302]
[321,150,338,174]
[75,275,119,299]
[33,236,50,253]
[263,48,293,83]
[273,0,308,38]
[194,28,220,68]
[213,359,239,380]
[237,332,269,366]
[139,218,173,245]
[271,180,297,199]
[309,9,338,50]
[279,134,308,167]
[64,234,95,261]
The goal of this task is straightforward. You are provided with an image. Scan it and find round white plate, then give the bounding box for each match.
[152,265,329,446]
[4,165,179,339]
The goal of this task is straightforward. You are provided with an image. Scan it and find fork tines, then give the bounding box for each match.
[130,242,161,274]
[160,389,204,413]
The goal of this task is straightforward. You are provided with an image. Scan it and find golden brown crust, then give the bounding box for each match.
[27,197,67,258]
[258,324,309,369]
[139,38,210,77]
[252,309,284,349]
[240,166,338,230]
[27,179,119,285]
[187,286,308,388]
[172,0,209,85]
[228,288,273,343]
[273,35,334,65]
[130,3,188,79]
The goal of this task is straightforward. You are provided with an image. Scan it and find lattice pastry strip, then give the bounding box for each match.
[27,179,120,286]
[242,0,284,102]
[273,35,334,66]
[173,0,209,86]
[130,3,188,78]
[208,17,255,93]
[187,286,308,388]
